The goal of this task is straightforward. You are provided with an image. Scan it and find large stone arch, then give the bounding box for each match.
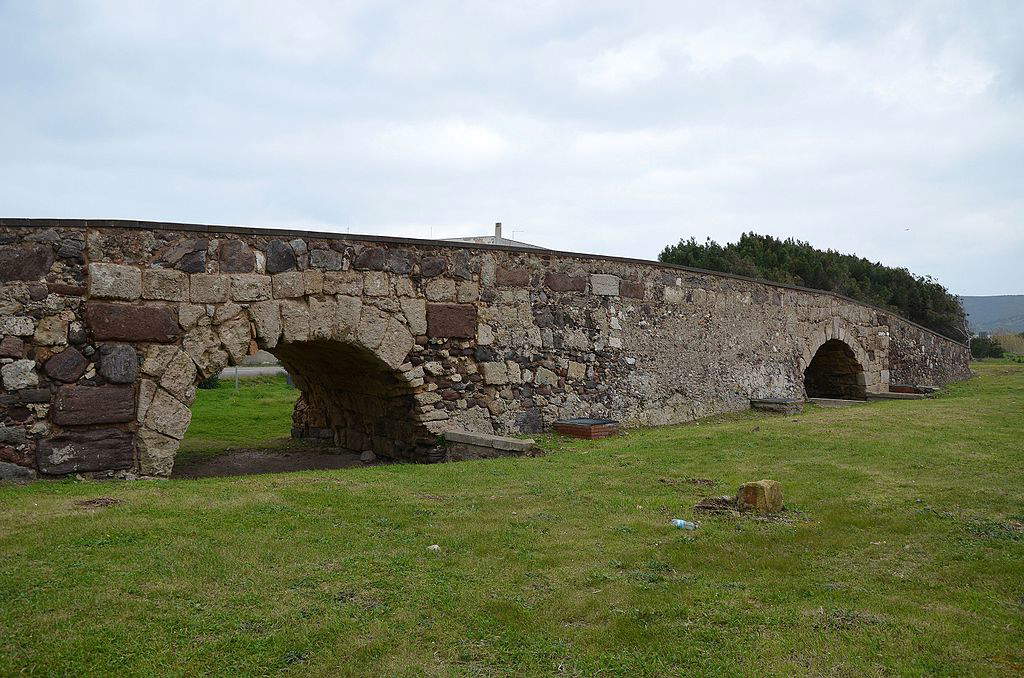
[131,284,435,476]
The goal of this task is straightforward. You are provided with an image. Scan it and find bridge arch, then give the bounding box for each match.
[803,338,867,400]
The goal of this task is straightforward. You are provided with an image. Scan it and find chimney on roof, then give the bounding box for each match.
[495,222,502,239]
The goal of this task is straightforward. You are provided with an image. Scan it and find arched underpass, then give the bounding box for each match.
[173,339,437,477]
[804,339,867,400]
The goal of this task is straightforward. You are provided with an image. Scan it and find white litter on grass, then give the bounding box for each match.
[427,544,441,552]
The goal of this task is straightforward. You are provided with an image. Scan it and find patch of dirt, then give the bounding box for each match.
[172,446,380,479]
[74,497,122,510]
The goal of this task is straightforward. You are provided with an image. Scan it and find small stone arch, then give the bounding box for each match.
[803,338,867,400]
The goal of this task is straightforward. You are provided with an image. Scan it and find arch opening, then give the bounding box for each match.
[803,339,867,400]
[173,338,435,478]
[270,339,435,461]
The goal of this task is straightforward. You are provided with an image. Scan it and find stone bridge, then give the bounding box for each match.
[0,219,971,479]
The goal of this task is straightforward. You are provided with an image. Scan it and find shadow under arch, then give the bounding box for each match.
[269,339,436,462]
[803,338,867,400]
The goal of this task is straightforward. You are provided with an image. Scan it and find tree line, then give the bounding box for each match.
[658,233,967,341]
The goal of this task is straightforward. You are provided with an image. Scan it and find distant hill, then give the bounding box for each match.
[960,295,1024,333]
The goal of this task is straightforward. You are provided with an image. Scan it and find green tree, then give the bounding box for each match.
[659,233,967,341]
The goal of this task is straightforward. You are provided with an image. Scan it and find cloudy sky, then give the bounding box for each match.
[1,1,1021,295]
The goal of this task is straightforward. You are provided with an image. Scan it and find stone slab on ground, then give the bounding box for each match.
[750,399,804,414]
[444,430,537,460]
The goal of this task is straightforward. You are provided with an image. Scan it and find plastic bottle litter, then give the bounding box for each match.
[671,518,698,530]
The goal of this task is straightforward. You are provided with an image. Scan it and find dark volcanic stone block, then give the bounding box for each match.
[217,240,255,273]
[51,384,135,425]
[0,336,24,358]
[427,303,478,338]
[98,344,138,383]
[353,247,386,270]
[265,239,296,273]
[0,244,54,282]
[420,257,447,278]
[496,267,529,287]
[85,302,181,343]
[36,428,134,474]
[544,273,586,292]
[44,347,89,382]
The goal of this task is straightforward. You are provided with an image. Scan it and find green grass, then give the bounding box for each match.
[178,375,299,460]
[1,363,1022,676]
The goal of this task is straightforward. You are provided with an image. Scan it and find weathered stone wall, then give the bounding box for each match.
[0,219,971,479]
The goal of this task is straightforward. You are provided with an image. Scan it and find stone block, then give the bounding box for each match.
[98,343,138,384]
[280,299,310,342]
[1,360,38,390]
[356,306,389,349]
[302,269,324,295]
[420,256,447,277]
[159,350,197,400]
[190,274,229,303]
[378,317,415,368]
[0,336,24,358]
[0,316,35,336]
[145,388,192,439]
[85,302,181,343]
[481,361,508,385]
[620,280,644,299]
[217,315,251,365]
[44,347,89,383]
[178,304,205,329]
[265,239,297,273]
[400,298,427,335]
[457,280,479,303]
[590,274,619,296]
[426,278,456,301]
[736,479,783,513]
[308,296,336,340]
[33,315,68,346]
[0,461,35,481]
[567,361,586,379]
[217,240,255,272]
[249,300,282,348]
[310,249,346,271]
[230,274,271,302]
[496,267,529,287]
[335,295,362,337]
[534,366,558,386]
[51,384,135,425]
[323,271,363,295]
[272,271,304,298]
[138,428,179,476]
[363,271,391,297]
[88,262,142,300]
[142,268,188,301]
[427,303,477,338]
[36,428,134,474]
[137,378,157,423]
[0,243,54,282]
[544,272,586,292]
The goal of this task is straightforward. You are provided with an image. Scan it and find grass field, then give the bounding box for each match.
[177,375,299,460]
[1,363,1022,676]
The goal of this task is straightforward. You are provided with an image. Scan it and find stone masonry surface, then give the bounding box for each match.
[0,219,971,478]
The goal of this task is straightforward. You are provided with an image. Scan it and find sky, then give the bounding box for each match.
[0,1,1021,296]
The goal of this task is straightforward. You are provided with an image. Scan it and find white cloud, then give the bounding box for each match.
[0,1,1020,294]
